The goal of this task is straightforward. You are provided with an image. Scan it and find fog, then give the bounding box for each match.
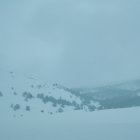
[0,0,140,87]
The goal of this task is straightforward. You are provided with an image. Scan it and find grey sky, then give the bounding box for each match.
[0,0,140,87]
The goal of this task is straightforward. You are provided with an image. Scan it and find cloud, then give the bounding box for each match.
[1,0,140,87]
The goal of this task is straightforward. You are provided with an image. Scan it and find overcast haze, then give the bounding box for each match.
[0,0,140,87]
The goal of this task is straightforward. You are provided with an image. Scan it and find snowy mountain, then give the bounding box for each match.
[1,71,140,118]
[0,71,101,117]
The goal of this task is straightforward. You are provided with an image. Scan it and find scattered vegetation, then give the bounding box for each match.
[0,91,3,97]
[58,108,64,113]
[22,92,34,101]
[25,106,31,111]
[11,104,21,111]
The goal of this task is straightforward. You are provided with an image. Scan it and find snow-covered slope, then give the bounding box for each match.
[0,71,101,117]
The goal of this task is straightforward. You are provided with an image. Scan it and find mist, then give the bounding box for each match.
[0,0,140,87]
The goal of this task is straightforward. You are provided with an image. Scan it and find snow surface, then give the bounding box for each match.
[0,107,140,140]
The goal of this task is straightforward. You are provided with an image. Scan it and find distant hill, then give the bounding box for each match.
[71,79,140,110]
[1,71,140,117]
